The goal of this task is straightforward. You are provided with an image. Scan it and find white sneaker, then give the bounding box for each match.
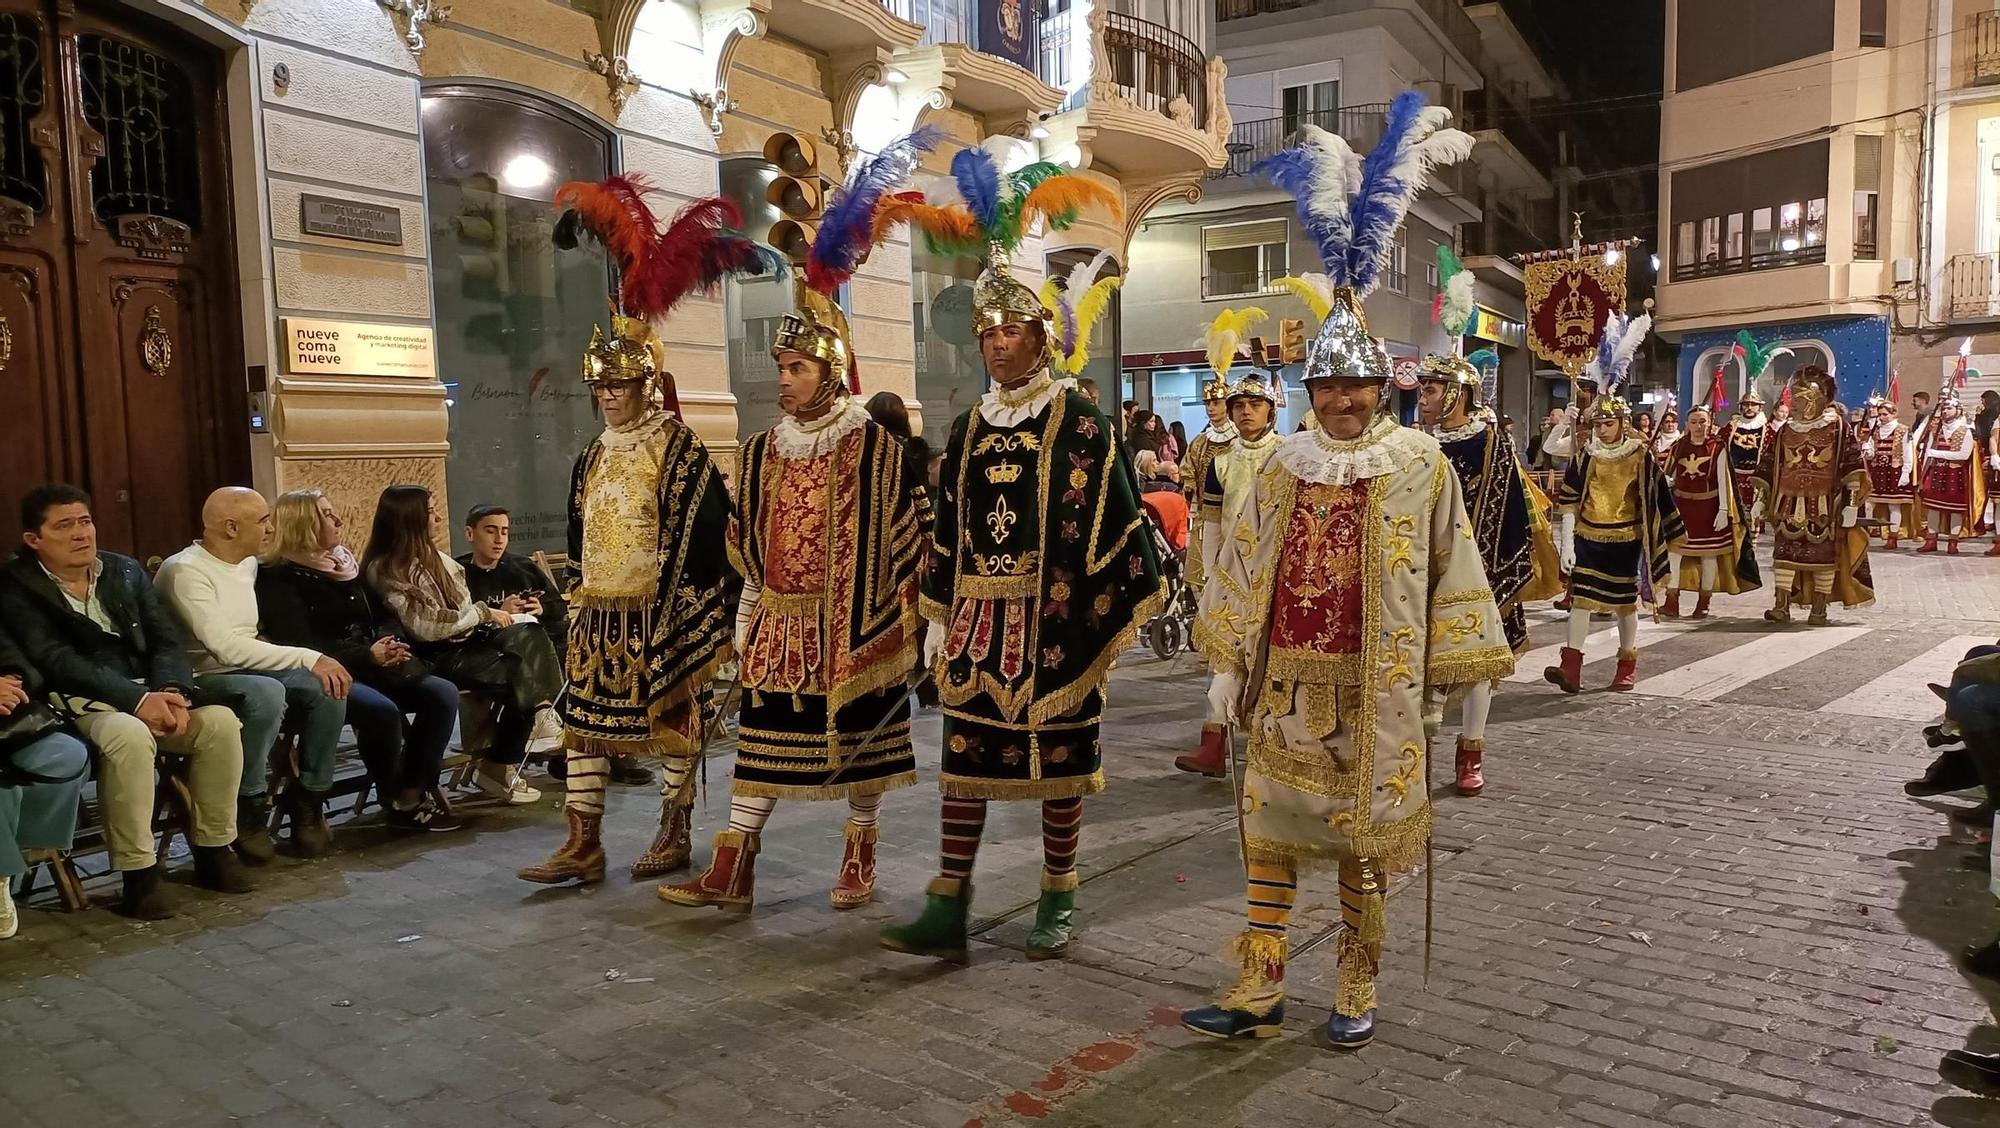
[0,881,17,940]
[475,766,542,805]
[525,706,564,755]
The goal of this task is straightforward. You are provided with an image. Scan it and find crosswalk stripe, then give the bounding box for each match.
[1505,618,1689,683]
[1817,634,1990,721]
[1629,626,1869,701]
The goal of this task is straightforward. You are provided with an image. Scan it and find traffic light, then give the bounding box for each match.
[1252,335,1274,368]
[763,131,828,263]
[1279,318,1306,363]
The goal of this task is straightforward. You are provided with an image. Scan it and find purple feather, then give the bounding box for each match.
[1345,91,1427,292]
[1059,292,1080,355]
[806,125,943,291]
[951,146,1002,233]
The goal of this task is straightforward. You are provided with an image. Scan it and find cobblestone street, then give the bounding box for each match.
[5,547,2000,1127]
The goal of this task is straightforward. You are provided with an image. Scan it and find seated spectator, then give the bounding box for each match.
[0,485,251,918]
[157,487,348,858]
[259,490,463,834]
[0,622,90,940]
[1134,450,1181,495]
[362,485,561,805]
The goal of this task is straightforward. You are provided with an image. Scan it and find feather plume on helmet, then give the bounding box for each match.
[553,173,786,416]
[873,139,1123,337]
[1037,249,1124,379]
[1581,312,1650,420]
[770,125,943,404]
[1196,307,1283,407]
[1255,91,1474,388]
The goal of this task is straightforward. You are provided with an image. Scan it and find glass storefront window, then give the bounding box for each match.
[721,156,796,441]
[423,86,612,555]
[910,243,985,429]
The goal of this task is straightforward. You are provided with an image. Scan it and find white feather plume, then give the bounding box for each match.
[1439,270,1475,336]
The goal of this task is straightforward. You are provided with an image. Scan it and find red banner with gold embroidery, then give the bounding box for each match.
[1524,253,1628,378]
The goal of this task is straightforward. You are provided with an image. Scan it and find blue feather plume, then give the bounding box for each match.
[1254,135,1355,287]
[951,147,1002,234]
[1347,92,1430,291]
[807,125,942,292]
[1466,347,1499,372]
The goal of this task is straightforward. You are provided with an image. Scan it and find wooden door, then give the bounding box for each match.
[0,0,244,558]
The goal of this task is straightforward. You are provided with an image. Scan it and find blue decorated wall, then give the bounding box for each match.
[1674,315,1890,410]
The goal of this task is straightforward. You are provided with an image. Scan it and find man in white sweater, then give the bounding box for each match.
[157,487,351,858]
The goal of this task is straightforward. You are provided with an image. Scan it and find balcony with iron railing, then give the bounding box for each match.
[1970,10,2000,86]
[1949,253,2000,321]
[1216,0,1482,73]
[1032,6,1224,179]
[1209,104,1390,179]
[1041,7,1208,122]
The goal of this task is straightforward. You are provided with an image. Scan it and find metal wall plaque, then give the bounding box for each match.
[299,194,403,246]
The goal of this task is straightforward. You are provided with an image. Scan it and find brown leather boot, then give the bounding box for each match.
[1764,589,1792,623]
[1661,590,1682,619]
[1174,724,1229,777]
[1454,738,1485,796]
[1691,592,1713,620]
[658,829,758,912]
[517,808,606,885]
[1543,646,1583,695]
[1808,596,1829,626]
[830,819,878,910]
[630,793,693,879]
[1610,648,1639,691]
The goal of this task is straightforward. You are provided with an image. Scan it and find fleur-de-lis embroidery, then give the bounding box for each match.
[1379,626,1416,691]
[986,496,1018,543]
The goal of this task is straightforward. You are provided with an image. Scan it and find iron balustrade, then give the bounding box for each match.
[1042,8,1208,122]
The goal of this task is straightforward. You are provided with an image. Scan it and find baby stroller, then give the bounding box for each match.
[1138,490,1198,660]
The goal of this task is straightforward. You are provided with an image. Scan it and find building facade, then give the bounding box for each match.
[0,0,1228,561]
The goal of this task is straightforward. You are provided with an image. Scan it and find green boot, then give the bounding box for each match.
[879,876,971,963]
[1025,871,1078,960]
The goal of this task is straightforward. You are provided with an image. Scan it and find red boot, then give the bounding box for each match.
[1175,724,1229,778]
[1661,591,1682,619]
[1950,537,1962,556]
[1919,533,1940,553]
[1885,529,1899,549]
[1455,738,1485,796]
[657,829,758,912]
[1691,592,1713,620]
[1986,539,2000,557]
[1610,648,1639,691]
[830,820,878,910]
[1543,647,1583,695]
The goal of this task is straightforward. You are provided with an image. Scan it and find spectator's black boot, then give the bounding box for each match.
[119,864,173,920]
[192,844,254,894]
[284,787,333,858]
[1907,746,1980,797]
[1963,939,2000,981]
[233,794,276,866]
[1941,1050,2000,1096]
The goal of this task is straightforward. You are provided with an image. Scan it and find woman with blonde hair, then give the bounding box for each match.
[361,485,562,804]
[255,489,463,832]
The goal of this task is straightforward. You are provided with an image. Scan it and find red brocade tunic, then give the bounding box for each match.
[1862,421,1911,503]
[1918,421,1975,514]
[1667,434,1732,556]
[1267,482,1367,681]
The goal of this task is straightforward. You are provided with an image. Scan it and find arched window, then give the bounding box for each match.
[1694,338,1836,408]
[423,85,612,554]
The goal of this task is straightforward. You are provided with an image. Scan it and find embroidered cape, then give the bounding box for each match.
[1437,422,1557,620]
[1556,442,1684,600]
[1666,432,1760,594]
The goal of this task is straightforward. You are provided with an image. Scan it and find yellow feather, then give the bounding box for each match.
[1065,275,1122,374]
[1201,307,1268,376]
[1270,276,1333,321]
[1038,277,1067,364]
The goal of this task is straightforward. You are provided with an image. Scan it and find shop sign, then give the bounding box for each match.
[283,317,436,379]
[300,194,404,246]
[1468,305,1525,348]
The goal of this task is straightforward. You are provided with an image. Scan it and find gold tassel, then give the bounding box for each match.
[1334,932,1378,1018]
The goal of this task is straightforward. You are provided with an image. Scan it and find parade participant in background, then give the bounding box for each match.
[1750,365,1873,624]
[1545,313,1684,694]
[1180,307,1281,779]
[1860,394,1912,549]
[1179,92,1503,1051]
[874,146,1158,963]
[1912,387,1983,555]
[1662,405,1758,619]
[1726,390,1773,535]
[1977,390,2000,541]
[1182,373,1236,513]
[519,181,773,887]
[659,130,932,913]
[1416,350,1557,796]
[1650,404,1681,464]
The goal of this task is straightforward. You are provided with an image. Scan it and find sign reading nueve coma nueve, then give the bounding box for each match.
[282,317,436,380]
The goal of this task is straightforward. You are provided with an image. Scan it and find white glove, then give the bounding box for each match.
[1841,505,1858,529]
[922,623,946,670]
[1208,672,1243,726]
[1558,513,1576,573]
[1751,499,1765,524]
[1715,505,1730,530]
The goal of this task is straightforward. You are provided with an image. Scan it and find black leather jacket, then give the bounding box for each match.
[0,550,195,713]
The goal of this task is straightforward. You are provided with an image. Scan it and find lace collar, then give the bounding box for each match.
[1783,408,1840,434]
[1271,414,1429,486]
[1202,421,1238,444]
[1233,428,1282,458]
[1873,419,1903,437]
[1433,417,1487,444]
[601,409,668,450]
[1732,412,1767,432]
[1653,428,1681,452]
[978,369,1073,427]
[1586,435,1644,461]
[771,398,870,460]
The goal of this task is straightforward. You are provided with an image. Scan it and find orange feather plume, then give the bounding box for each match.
[551,175,659,267]
[871,191,982,252]
[1020,177,1123,233]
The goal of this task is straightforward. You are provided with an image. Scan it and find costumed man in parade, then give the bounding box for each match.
[1178,307,1281,779]
[1912,387,1985,554]
[1544,313,1685,695]
[1861,393,1912,549]
[874,146,1160,962]
[1179,94,1508,1050]
[1416,349,1557,796]
[1183,373,1236,513]
[659,132,932,913]
[1749,365,1874,624]
[1662,405,1758,619]
[519,182,776,887]
[1726,333,1789,536]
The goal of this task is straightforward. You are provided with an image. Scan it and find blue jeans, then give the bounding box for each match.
[345,676,458,797]
[0,731,90,879]
[199,668,347,794]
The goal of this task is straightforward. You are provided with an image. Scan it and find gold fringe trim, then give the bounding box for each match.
[1029,587,1168,726]
[728,771,918,803]
[1189,614,1246,677]
[1334,932,1379,1018]
[1225,928,1289,968]
[1429,647,1516,686]
[823,641,919,721]
[560,732,699,761]
[938,769,1105,801]
[919,595,951,626]
[1358,885,1387,947]
[568,592,657,612]
[1243,806,1431,878]
[1041,869,1080,893]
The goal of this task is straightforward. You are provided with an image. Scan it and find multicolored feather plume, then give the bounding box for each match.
[1432,244,1474,336]
[805,125,943,295]
[1731,329,1792,381]
[1040,250,1122,377]
[872,148,1122,258]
